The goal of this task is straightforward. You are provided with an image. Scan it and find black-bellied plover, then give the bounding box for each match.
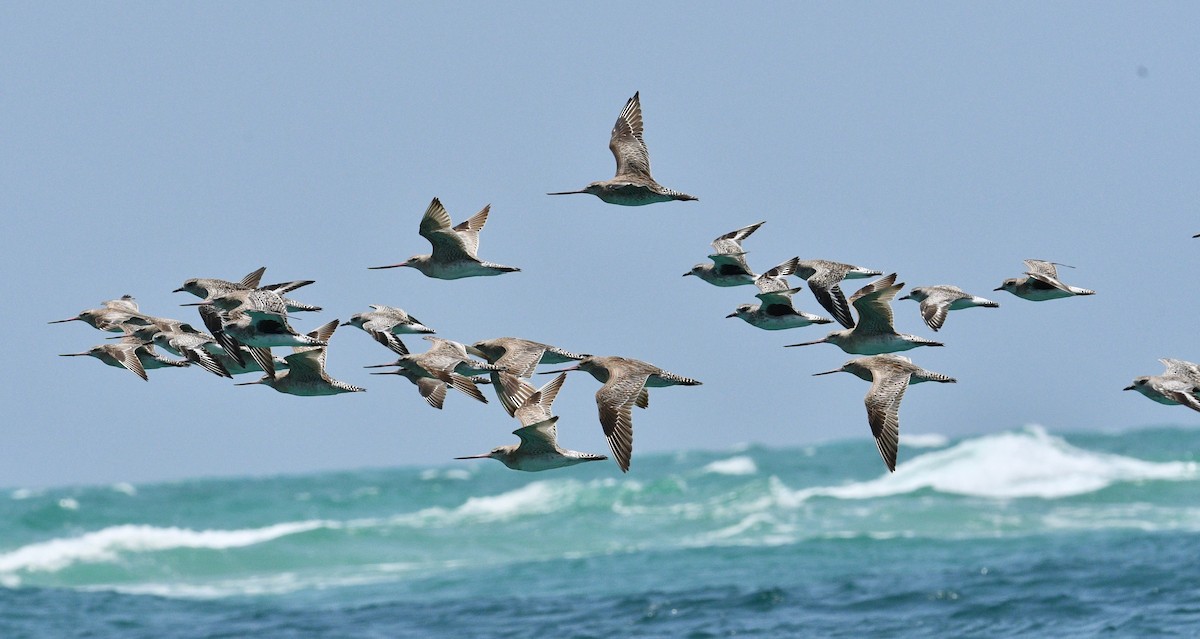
[236,321,365,396]
[150,330,232,378]
[898,285,999,332]
[369,198,520,279]
[812,354,956,472]
[456,372,608,471]
[342,305,435,355]
[174,267,320,313]
[191,288,325,349]
[467,337,588,416]
[784,274,944,354]
[684,221,765,287]
[995,259,1095,301]
[548,92,697,206]
[793,260,884,329]
[727,257,832,330]
[541,355,701,472]
[1124,359,1200,413]
[60,340,189,381]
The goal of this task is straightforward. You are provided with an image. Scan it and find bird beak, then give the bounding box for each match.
[179,301,211,307]
[682,272,692,277]
[48,317,80,324]
[539,364,581,374]
[172,287,186,293]
[454,453,491,460]
[783,339,825,348]
[59,352,89,357]
[363,362,400,369]
[546,189,587,196]
[897,294,911,301]
[339,321,352,326]
[725,312,737,318]
[233,379,264,386]
[369,261,409,270]
[993,286,1004,291]
[1123,385,1134,391]
[812,369,842,376]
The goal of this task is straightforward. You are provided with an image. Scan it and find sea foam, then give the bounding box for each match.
[784,426,1197,501]
[0,520,332,574]
[701,456,758,476]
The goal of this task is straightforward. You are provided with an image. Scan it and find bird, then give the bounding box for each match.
[49,296,154,332]
[541,356,701,472]
[365,336,504,404]
[369,198,520,279]
[193,288,325,350]
[684,221,765,287]
[898,285,1000,332]
[60,340,190,381]
[342,305,436,355]
[150,330,232,378]
[236,320,365,396]
[812,354,956,472]
[370,367,488,409]
[467,337,589,416]
[174,267,320,313]
[1124,359,1200,412]
[793,260,884,329]
[547,92,697,205]
[455,373,608,471]
[727,258,833,330]
[784,274,944,354]
[994,259,1095,301]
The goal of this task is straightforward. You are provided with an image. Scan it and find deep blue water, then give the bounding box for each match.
[2,425,1199,638]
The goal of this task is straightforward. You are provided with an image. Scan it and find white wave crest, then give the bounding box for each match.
[903,432,949,448]
[786,426,1198,501]
[701,456,758,476]
[0,520,333,574]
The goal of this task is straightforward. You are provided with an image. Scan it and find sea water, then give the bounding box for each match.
[1,425,1198,638]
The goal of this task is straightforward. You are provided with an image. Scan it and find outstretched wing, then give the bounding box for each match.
[418,198,473,261]
[596,372,650,472]
[864,369,911,472]
[513,417,560,455]
[609,92,652,179]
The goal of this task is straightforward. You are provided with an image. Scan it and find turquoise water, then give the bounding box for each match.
[2,426,1199,637]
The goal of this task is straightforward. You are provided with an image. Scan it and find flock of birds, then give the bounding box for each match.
[53,92,1197,475]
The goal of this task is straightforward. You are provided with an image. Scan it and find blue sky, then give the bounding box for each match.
[3,2,1198,487]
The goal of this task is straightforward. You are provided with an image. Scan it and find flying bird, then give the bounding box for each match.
[785,274,943,354]
[684,221,765,287]
[898,285,999,332]
[994,260,1095,301]
[369,198,520,279]
[792,260,883,329]
[813,354,956,472]
[548,92,697,205]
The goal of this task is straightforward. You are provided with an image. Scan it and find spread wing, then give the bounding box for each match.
[864,369,911,472]
[1161,358,1200,383]
[808,266,855,329]
[849,274,901,335]
[513,417,560,455]
[452,205,490,258]
[418,198,474,261]
[416,378,448,409]
[1022,260,1072,291]
[494,342,546,379]
[111,345,149,381]
[282,349,326,380]
[596,372,650,472]
[609,92,652,179]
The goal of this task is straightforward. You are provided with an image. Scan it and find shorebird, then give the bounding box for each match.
[236,321,365,396]
[174,267,320,313]
[194,304,280,377]
[49,296,154,333]
[193,288,325,349]
[467,337,588,415]
[542,355,701,472]
[684,221,765,287]
[60,340,189,381]
[995,260,1095,301]
[342,305,435,355]
[727,258,833,330]
[369,198,520,279]
[898,285,1000,332]
[150,330,232,378]
[370,367,488,409]
[784,274,944,354]
[813,354,956,472]
[365,336,504,404]
[793,260,884,329]
[548,92,697,205]
[456,373,608,471]
[1124,359,1200,412]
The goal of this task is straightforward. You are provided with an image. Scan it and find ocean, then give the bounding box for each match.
[2,425,1198,638]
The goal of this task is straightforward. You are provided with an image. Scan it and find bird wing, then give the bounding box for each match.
[111,345,149,381]
[609,92,652,179]
[808,267,855,329]
[513,417,561,455]
[712,221,765,249]
[1161,358,1200,383]
[416,378,448,409]
[418,197,474,261]
[707,251,754,276]
[919,293,953,332]
[1022,260,1073,292]
[282,349,325,380]
[850,274,901,335]
[451,204,490,258]
[596,372,650,472]
[495,342,546,379]
[864,368,911,472]
[238,267,267,289]
[498,372,538,420]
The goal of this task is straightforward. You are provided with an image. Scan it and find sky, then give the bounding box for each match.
[2,2,1198,488]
